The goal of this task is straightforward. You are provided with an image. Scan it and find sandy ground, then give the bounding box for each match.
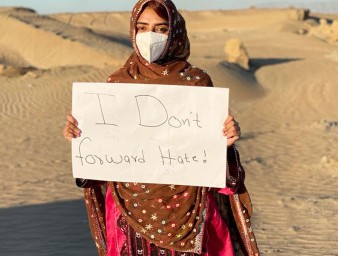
[0,6,338,256]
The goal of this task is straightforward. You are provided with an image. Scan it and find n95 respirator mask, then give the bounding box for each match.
[136,32,168,63]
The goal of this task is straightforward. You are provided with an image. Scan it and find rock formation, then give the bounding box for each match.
[307,18,338,44]
[224,38,250,70]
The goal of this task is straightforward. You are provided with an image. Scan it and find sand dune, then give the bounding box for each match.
[0,8,131,69]
[0,6,337,256]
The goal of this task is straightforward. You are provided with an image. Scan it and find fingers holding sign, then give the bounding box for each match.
[63,114,81,142]
[223,114,241,147]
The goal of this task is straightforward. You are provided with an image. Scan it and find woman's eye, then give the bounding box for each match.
[137,25,147,32]
[155,26,169,34]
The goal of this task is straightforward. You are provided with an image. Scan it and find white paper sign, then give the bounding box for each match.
[72,82,229,188]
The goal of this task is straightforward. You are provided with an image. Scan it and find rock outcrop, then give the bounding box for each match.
[307,18,338,44]
[287,8,310,21]
[224,38,250,70]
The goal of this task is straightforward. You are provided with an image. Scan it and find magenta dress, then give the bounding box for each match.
[105,185,235,256]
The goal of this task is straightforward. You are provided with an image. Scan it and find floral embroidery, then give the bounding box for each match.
[145,224,153,230]
[169,184,176,190]
[151,214,158,221]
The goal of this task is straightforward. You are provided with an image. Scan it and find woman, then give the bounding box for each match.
[63,0,260,255]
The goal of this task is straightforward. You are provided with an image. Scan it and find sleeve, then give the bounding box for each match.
[218,145,245,195]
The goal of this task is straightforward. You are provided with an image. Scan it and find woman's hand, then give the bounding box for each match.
[223,114,241,147]
[63,114,81,142]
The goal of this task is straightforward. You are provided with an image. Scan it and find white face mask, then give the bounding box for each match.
[136,32,168,63]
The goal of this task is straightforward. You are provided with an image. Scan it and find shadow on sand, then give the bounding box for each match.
[249,58,302,73]
[0,200,97,256]
[220,58,302,80]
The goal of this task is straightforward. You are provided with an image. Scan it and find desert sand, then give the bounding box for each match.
[0,6,337,256]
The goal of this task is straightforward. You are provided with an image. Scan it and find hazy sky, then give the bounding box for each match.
[0,0,337,14]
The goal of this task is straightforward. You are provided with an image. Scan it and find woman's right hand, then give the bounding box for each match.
[63,114,81,142]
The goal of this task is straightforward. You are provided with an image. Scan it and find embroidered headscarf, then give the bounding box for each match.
[107,0,214,253]
[107,0,213,87]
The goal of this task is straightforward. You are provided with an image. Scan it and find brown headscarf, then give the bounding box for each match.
[107,0,213,87]
[107,0,213,253]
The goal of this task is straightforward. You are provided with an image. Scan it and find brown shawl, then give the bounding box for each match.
[107,0,212,87]
[82,0,260,255]
[82,147,261,256]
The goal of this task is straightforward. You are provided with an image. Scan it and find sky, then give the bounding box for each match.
[0,0,337,14]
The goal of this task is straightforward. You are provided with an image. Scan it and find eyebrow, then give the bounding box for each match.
[136,22,169,26]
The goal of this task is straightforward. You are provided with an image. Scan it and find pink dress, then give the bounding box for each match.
[105,185,235,256]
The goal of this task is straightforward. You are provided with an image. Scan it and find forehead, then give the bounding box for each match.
[137,7,168,23]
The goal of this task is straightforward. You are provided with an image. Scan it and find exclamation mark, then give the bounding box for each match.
[203,150,207,163]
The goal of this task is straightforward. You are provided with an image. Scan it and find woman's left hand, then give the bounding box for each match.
[223,114,241,147]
